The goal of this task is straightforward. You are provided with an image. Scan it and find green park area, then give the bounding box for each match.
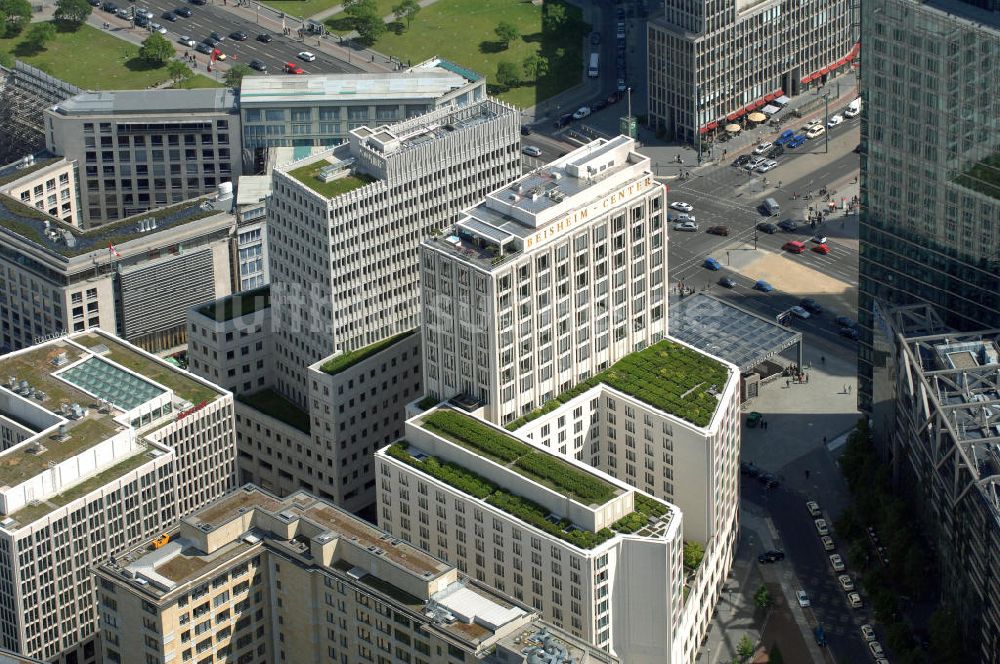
[0,22,219,90]
[260,0,347,20]
[328,0,586,108]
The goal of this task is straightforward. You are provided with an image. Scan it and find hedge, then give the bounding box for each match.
[635,494,671,518]
[424,409,529,462]
[487,491,616,550]
[515,452,616,504]
[386,442,497,499]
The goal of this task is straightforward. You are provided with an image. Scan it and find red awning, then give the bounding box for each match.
[753,100,766,110]
[727,108,747,121]
[819,66,831,75]
[848,42,861,59]
[775,88,785,97]
[764,93,776,102]
[743,104,756,113]
[706,121,718,130]
[801,74,814,84]
[699,126,710,135]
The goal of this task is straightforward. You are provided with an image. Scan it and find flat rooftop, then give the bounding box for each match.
[239,69,471,107]
[50,89,237,116]
[195,285,271,323]
[0,194,231,258]
[509,337,732,430]
[0,154,63,189]
[318,329,416,376]
[285,159,377,198]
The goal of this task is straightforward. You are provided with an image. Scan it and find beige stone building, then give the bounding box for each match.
[0,154,79,227]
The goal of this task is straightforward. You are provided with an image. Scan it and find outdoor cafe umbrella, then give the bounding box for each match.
[748,112,767,123]
[725,123,741,133]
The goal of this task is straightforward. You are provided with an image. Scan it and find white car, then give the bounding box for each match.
[869,641,885,658]
[136,7,154,18]
[821,535,835,551]
[670,201,693,212]
[673,221,698,232]
[827,114,843,127]
[829,553,845,572]
[756,159,777,173]
[806,125,826,139]
[796,590,810,607]
[754,141,772,154]
[806,501,821,517]
[178,35,196,47]
[838,574,854,591]
[844,106,861,118]
[298,51,317,62]
[860,624,876,642]
[810,235,828,244]
[790,306,811,319]
[572,106,591,120]
[848,592,863,608]
[150,22,167,33]
[617,78,626,92]
[814,518,829,535]
[522,145,542,157]
[744,156,766,170]
[674,213,696,223]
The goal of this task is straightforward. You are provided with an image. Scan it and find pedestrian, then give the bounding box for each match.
[843,384,848,393]
[806,373,809,383]
[184,50,188,58]
[786,379,790,388]
[823,436,827,444]
[848,385,852,394]
[821,356,825,364]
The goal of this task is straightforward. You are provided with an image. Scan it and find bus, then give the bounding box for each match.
[588,52,599,78]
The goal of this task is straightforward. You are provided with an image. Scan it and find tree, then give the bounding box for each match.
[494,21,519,48]
[167,59,193,86]
[138,33,173,65]
[495,60,519,89]
[521,53,549,81]
[683,540,705,569]
[354,14,386,44]
[543,2,566,29]
[54,0,92,26]
[23,22,56,50]
[735,634,755,663]
[753,584,772,610]
[223,63,252,89]
[0,0,32,37]
[391,0,420,27]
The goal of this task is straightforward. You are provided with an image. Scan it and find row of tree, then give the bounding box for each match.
[340,0,419,45]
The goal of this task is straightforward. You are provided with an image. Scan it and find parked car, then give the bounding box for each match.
[815,519,830,536]
[756,222,777,234]
[554,113,574,128]
[670,201,693,212]
[778,219,798,231]
[209,31,225,41]
[828,114,843,127]
[733,154,751,167]
[178,35,196,46]
[754,141,773,154]
[673,213,696,223]
[774,129,795,145]
[758,550,786,563]
[115,7,129,17]
[757,159,777,173]
[800,298,823,314]
[249,59,267,72]
[617,78,626,92]
[194,42,212,54]
[787,135,807,148]
[838,574,855,591]
[149,22,166,33]
[746,412,763,427]
[230,31,249,41]
[848,592,863,608]
[173,6,192,16]
[718,276,736,288]
[821,535,835,551]
[134,14,149,26]
[297,51,316,61]
[790,305,811,318]
[840,327,860,340]
[767,144,785,159]
[754,280,774,292]
[520,125,532,135]
[673,221,698,232]
[860,624,876,642]
[806,501,821,517]
[796,590,811,607]
[744,156,766,170]
[758,473,779,488]
[783,241,806,254]
[829,553,845,571]
[522,145,542,157]
[806,125,826,139]
[835,315,856,328]
[591,99,607,111]
[740,461,761,476]
[283,62,305,74]
[590,31,601,45]
[706,225,729,236]
[256,32,273,42]
[812,243,830,254]
[869,641,885,658]
[572,106,591,120]
[202,37,219,47]
[703,257,721,271]
[814,625,827,647]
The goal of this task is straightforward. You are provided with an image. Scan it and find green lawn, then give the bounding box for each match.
[342,0,586,108]
[260,0,344,20]
[287,162,377,198]
[324,0,399,33]
[0,22,220,90]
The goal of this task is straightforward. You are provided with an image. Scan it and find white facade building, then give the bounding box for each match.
[0,329,235,664]
[419,136,668,425]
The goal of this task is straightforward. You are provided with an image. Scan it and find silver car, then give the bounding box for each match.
[756,159,777,173]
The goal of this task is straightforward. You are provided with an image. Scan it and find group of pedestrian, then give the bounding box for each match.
[183,52,199,68]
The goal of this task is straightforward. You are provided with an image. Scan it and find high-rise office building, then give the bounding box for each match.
[647,0,857,142]
[0,329,235,664]
[858,0,1000,411]
[420,136,668,425]
[268,98,520,406]
[92,484,614,664]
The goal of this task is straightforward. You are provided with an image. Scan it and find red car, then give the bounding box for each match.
[283,62,305,74]
[783,241,806,254]
[812,243,830,254]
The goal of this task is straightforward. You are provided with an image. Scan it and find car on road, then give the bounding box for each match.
[673,221,698,232]
[758,550,786,563]
[174,6,192,16]
[754,280,774,292]
[829,553,845,571]
[209,31,225,41]
[754,141,773,154]
[839,327,860,340]
[719,276,736,288]
[810,234,828,243]
[756,222,777,234]
[848,592,863,609]
[800,298,823,314]
[759,473,779,488]
[87,0,101,6]
[136,7,154,18]
[821,535,835,551]
[572,106,591,120]
[590,31,601,45]
[783,241,806,254]
[149,22,166,33]
[767,144,785,159]
[189,0,206,5]
[814,625,827,647]
[194,42,212,54]
[522,146,542,157]
[203,37,220,47]
[746,411,762,427]
[733,154,751,167]
[520,125,532,135]
[787,135,807,148]
[790,305,810,318]
[706,225,729,236]
[828,114,843,127]
[860,624,876,642]
[838,574,855,591]
[670,201,693,212]
[774,129,795,145]
[744,156,766,170]
[298,51,317,61]
[703,257,721,271]
[591,99,608,111]
[115,7,129,17]
[806,125,826,139]
[777,219,798,232]
[230,31,249,41]
[178,35,196,46]
[806,501,821,517]
[249,59,267,72]
[283,62,305,74]
[796,590,811,608]
[617,78,627,92]
[673,213,696,223]
[134,14,149,26]
[757,159,777,173]
[869,642,885,659]
[256,32,272,42]
[812,243,830,254]
[554,113,574,128]
[162,10,177,20]
[741,461,761,476]
[815,518,830,535]
[835,315,856,328]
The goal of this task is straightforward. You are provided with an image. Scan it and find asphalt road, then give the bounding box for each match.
[104,0,361,75]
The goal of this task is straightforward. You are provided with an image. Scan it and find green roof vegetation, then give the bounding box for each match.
[238,388,311,434]
[0,417,120,486]
[422,409,617,505]
[954,152,1000,201]
[683,540,705,571]
[287,162,377,199]
[8,444,153,524]
[197,285,271,322]
[507,339,729,430]
[74,333,219,406]
[320,330,416,376]
[0,157,61,188]
[387,443,667,550]
[416,396,439,411]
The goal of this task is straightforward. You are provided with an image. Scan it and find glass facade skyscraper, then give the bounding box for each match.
[858,0,1000,412]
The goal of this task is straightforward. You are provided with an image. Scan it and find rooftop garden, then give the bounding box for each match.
[0,417,119,486]
[320,330,417,376]
[287,162,377,199]
[387,442,670,550]
[954,152,1000,201]
[0,157,62,188]
[421,409,616,505]
[197,285,271,322]
[238,388,311,434]
[507,339,729,430]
